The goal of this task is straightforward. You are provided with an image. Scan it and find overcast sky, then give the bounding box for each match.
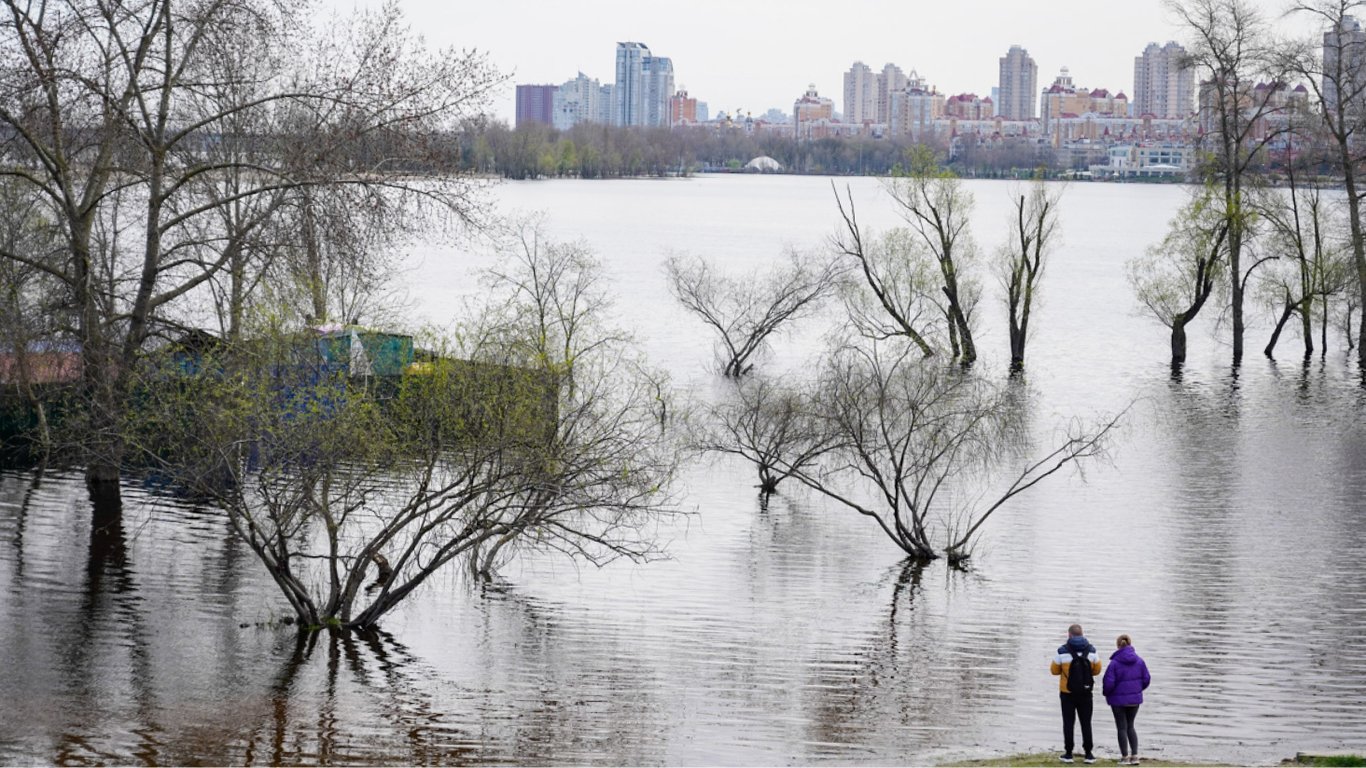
[323,0,1307,121]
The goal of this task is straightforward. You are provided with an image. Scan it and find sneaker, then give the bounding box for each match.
[1059,755,1074,764]
[1084,755,1097,764]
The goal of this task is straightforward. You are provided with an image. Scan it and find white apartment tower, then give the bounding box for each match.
[1324,17,1366,114]
[614,42,675,127]
[553,72,614,130]
[843,61,877,124]
[1133,42,1195,119]
[999,45,1038,120]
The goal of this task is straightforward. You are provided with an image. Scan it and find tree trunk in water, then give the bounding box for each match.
[1171,319,1188,367]
[1264,300,1296,358]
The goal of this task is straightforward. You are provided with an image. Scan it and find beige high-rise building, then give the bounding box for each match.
[843,61,877,124]
[878,63,908,124]
[999,45,1038,120]
[889,70,944,140]
[1133,42,1195,119]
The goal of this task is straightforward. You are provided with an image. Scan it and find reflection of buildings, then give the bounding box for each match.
[1133,42,1195,119]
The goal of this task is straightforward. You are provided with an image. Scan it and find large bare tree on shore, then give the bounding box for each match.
[0,0,500,510]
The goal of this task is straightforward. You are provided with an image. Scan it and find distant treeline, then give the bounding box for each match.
[454,122,959,180]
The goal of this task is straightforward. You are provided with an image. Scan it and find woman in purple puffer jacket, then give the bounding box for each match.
[1102,634,1151,765]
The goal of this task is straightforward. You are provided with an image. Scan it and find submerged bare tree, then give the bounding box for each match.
[0,0,500,508]
[997,181,1063,372]
[665,250,842,377]
[147,230,679,629]
[1254,174,1352,359]
[883,147,980,364]
[1284,0,1366,369]
[832,187,943,357]
[1129,187,1231,367]
[1171,0,1293,364]
[761,341,1119,564]
[695,376,836,496]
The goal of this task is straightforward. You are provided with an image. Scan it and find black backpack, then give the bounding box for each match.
[1067,647,1095,694]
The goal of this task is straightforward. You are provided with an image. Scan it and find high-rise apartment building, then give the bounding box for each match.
[999,45,1039,120]
[614,42,675,127]
[552,72,614,130]
[889,70,944,139]
[843,61,877,124]
[515,84,557,128]
[878,63,908,124]
[1324,17,1366,114]
[1133,42,1195,118]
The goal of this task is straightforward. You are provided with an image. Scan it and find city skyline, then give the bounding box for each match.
[319,0,1309,123]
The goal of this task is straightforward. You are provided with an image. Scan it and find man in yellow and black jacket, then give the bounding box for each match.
[1051,623,1102,764]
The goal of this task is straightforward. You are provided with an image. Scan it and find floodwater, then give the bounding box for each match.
[2,175,1366,765]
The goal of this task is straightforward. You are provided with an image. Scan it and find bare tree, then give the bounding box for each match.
[1129,186,1231,367]
[1253,171,1352,359]
[1284,0,1366,370]
[1171,0,1294,364]
[665,250,842,377]
[768,341,1118,564]
[694,376,836,496]
[883,146,980,364]
[143,229,679,629]
[832,186,942,357]
[0,0,501,509]
[997,181,1063,373]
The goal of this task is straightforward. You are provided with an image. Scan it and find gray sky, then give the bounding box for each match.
[325,0,1304,122]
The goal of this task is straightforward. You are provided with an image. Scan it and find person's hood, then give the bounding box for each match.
[1066,635,1092,652]
[1110,644,1140,665]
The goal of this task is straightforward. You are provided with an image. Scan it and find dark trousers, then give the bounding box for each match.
[1111,704,1140,756]
[1060,692,1094,756]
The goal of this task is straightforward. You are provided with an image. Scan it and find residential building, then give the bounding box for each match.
[515,84,556,128]
[889,70,944,140]
[1324,16,1366,113]
[671,89,699,126]
[945,93,994,120]
[1039,67,1128,136]
[552,73,614,130]
[615,42,675,127]
[793,84,835,139]
[999,45,1038,120]
[843,61,877,124]
[1133,42,1195,118]
[878,63,908,124]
